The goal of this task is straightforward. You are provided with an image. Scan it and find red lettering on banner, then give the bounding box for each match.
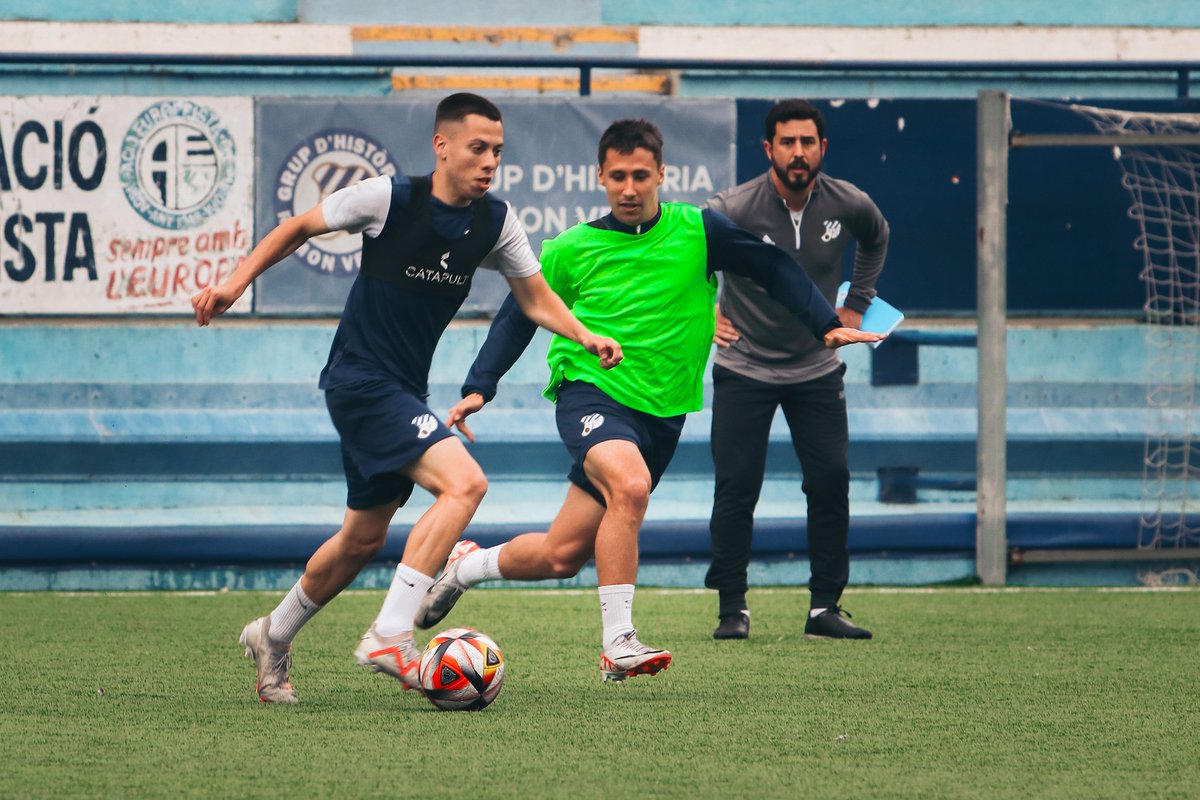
[128,266,146,297]
[105,270,121,300]
[172,263,191,295]
[148,266,169,298]
[102,222,250,302]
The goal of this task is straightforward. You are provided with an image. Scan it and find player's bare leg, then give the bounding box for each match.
[495,486,604,579]
[581,441,671,681]
[581,439,648,585]
[357,437,488,690]
[241,499,402,703]
[304,500,405,604]
[415,484,602,628]
[397,437,490,576]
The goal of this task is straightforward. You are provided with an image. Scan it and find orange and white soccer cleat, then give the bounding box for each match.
[414,539,482,630]
[599,630,672,682]
[355,624,423,692]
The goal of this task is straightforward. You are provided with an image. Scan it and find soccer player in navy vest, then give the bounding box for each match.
[192,94,621,704]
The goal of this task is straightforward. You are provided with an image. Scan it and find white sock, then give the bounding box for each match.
[374,563,435,637]
[268,580,323,644]
[455,544,505,587]
[810,607,828,619]
[598,583,635,646]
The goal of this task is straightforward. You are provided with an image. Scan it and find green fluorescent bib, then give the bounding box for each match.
[540,203,716,417]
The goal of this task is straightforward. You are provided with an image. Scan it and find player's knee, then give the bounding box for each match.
[340,527,387,560]
[444,468,488,509]
[545,557,582,579]
[463,469,489,505]
[546,550,586,578]
[605,473,651,512]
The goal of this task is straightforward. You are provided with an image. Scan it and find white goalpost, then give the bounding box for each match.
[976,91,1200,585]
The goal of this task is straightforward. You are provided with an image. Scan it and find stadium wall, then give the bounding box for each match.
[2,8,1197,588]
[4,317,1188,590]
[0,93,1181,316]
[4,3,1200,99]
[600,0,1200,27]
[7,0,1199,26]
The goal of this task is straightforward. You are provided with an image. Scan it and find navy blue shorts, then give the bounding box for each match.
[324,381,454,510]
[554,380,686,506]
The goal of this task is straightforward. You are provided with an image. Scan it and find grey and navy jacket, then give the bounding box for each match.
[707,171,889,384]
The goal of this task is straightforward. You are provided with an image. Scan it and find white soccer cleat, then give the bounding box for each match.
[414,540,481,630]
[355,624,423,692]
[599,630,672,682]
[240,616,299,704]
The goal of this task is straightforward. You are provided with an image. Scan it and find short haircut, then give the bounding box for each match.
[597,118,664,167]
[435,93,503,131]
[764,99,825,142]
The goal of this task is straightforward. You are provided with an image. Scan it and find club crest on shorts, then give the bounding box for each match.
[412,414,439,440]
[580,413,604,436]
[272,128,401,276]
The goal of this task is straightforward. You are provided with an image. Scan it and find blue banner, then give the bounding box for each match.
[254,97,736,315]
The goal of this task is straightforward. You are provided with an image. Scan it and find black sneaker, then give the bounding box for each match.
[713,610,750,640]
[803,606,872,640]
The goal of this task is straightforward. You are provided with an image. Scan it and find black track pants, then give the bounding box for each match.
[705,363,850,611]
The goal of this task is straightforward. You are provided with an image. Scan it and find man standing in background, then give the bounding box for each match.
[705,99,890,641]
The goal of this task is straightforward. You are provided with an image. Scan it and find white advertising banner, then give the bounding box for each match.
[0,96,254,314]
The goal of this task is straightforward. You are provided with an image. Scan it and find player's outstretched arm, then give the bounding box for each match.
[191,206,334,326]
[506,272,622,369]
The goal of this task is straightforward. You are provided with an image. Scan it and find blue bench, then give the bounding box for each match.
[0,319,1185,574]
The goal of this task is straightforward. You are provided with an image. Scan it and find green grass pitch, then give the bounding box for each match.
[2,587,1197,799]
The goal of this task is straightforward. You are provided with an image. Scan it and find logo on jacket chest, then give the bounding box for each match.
[821,220,842,242]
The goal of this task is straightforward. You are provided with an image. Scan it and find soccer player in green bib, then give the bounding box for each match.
[415,119,882,681]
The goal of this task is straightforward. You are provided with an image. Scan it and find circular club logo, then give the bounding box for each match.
[273,129,400,276]
[119,100,237,230]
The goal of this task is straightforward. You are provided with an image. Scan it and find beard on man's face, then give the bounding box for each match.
[773,155,822,191]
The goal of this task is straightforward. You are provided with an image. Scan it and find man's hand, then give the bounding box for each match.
[581,333,623,369]
[836,306,864,330]
[192,282,246,326]
[714,304,740,348]
[823,327,885,349]
[446,393,486,443]
[191,207,334,327]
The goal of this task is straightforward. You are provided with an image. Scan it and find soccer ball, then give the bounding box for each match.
[418,627,505,711]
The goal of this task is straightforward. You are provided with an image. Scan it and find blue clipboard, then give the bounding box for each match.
[836,282,904,348]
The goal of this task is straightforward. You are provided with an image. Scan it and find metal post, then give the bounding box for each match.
[976,90,1009,585]
[579,66,592,97]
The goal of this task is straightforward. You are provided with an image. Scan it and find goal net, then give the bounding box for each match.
[1069,103,1200,563]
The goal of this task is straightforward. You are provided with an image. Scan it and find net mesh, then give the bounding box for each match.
[1070,104,1200,559]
